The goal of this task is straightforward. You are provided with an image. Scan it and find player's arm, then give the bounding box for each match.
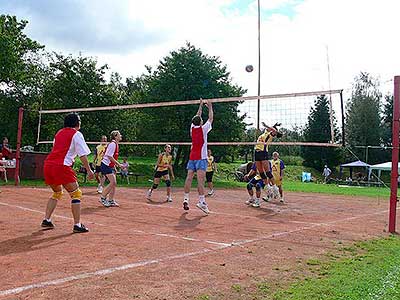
[206,99,213,124]
[168,164,175,180]
[196,98,204,116]
[108,155,121,168]
[244,168,256,181]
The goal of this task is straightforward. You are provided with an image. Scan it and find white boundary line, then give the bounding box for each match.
[0,206,394,297]
[0,245,228,297]
[0,201,231,247]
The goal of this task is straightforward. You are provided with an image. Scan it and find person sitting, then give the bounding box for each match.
[120,158,129,183]
[0,137,12,160]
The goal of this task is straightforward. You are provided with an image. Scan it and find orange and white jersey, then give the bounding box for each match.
[45,128,91,167]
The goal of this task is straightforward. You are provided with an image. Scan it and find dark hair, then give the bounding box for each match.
[64,113,81,128]
[192,115,202,126]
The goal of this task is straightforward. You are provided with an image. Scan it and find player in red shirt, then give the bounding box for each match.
[183,99,213,214]
[100,130,122,207]
[41,113,94,233]
[0,137,12,159]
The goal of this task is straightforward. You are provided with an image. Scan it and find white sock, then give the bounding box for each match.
[184,193,189,202]
[199,195,206,204]
[75,223,81,227]
[46,218,51,222]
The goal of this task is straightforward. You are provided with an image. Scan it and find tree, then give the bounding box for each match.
[302,95,341,170]
[130,43,247,166]
[346,72,383,163]
[0,15,46,147]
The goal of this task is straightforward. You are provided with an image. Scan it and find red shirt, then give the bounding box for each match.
[45,128,91,166]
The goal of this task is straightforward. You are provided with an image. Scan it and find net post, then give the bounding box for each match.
[389,76,400,233]
[15,107,24,186]
[339,90,345,146]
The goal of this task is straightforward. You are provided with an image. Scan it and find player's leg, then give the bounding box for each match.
[206,171,214,196]
[147,174,161,200]
[164,174,172,202]
[195,160,209,214]
[245,180,255,205]
[63,181,88,233]
[183,169,195,210]
[42,184,63,228]
[107,173,119,207]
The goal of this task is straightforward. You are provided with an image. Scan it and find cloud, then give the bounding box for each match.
[1,0,166,54]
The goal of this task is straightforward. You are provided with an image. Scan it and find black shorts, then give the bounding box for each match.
[154,170,169,178]
[206,171,214,183]
[254,150,269,161]
[95,166,102,173]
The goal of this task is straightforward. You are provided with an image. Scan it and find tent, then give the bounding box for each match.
[340,160,370,179]
[368,162,400,180]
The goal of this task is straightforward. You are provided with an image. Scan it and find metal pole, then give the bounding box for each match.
[257,0,261,133]
[389,76,400,233]
[339,91,345,146]
[15,107,24,186]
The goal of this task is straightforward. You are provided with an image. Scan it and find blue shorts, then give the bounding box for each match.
[249,178,265,189]
[100,162,115,175]
[186,159,208,172]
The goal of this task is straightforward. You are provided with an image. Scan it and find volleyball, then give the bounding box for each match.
[245,65,254,72]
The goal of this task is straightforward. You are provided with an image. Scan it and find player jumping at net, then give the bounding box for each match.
[94,135,107,194]
[183,99,213,214]
[100,130,122,207]
[41,113,94,233]
[147,144,175,202]
[254,122,282,197]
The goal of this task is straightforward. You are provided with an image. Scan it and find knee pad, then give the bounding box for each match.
[247,182,253,190]
[266,171,273,179]
[51,191,63,200]
[260,172,267,179]
[165,180,171,187]
[69,188,82,200]
[152,184,158,190]
[256,182,263,191]
[71,199,81,204]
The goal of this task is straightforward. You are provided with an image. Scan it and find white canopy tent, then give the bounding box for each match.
[368,162,400,181]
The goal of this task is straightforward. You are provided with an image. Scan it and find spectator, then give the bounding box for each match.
[322,165,331,184]
[120,157,129,178]
[0,137,12,159]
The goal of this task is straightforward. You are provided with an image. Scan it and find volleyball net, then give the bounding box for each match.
[36,89,344,148]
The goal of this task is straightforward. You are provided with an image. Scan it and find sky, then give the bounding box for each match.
[1,0,399,128]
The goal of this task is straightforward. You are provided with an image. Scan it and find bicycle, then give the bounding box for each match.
[226,170,245,182]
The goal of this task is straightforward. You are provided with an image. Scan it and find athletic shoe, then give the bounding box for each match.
[207,189,214,196]
[262,196,270,202]
[252,199,261,208]
[167,196,173,202]
[196,202,210,214]
[41,219,54,229]
[73,224,89,233]
[146,189,152,200]
[183,200,189,211]
[280,197,284,203]
[100,197,111,207]
[97,184,103,194]
[272,185,280,198]
[109,199,119,207]
[245,198,255,205]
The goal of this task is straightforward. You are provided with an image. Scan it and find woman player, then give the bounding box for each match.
[147,144,175,202]
[41,113,94,233]
[254,122,282,196]
[100,130,122,207]
[206,149,217,196]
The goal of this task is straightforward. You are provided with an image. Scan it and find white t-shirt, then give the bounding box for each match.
[63,131,91,166]
[102,142,116,166]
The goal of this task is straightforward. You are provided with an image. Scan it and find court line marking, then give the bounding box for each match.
[0,206,396,297]
[0,201,231,247]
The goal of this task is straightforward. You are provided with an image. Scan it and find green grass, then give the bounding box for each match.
[271,236,400,300]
